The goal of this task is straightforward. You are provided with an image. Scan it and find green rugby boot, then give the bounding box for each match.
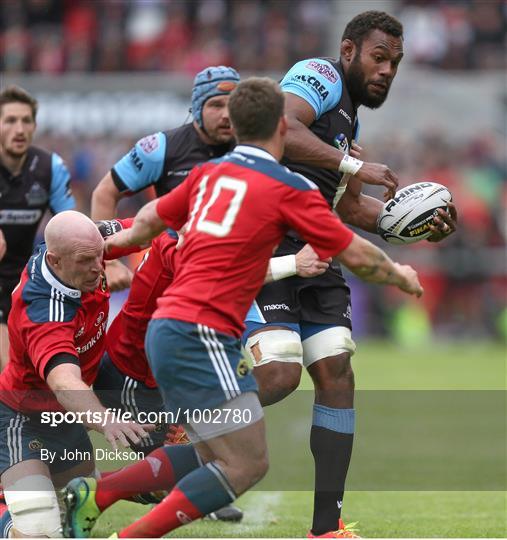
[63,477,101,538]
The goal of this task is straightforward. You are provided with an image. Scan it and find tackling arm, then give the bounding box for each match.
[264,244,331,283]
[104,199,166,254]
[337,234,423,296]
[46,361,152,448]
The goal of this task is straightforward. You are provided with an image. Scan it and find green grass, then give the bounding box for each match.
[91,341,506,537]
[94,491,506,538]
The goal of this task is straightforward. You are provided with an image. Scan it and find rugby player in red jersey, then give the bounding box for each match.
[93,227,329,516]
[0,211,151,538]
[64,78,422,539]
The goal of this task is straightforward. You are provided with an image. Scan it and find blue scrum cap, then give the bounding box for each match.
[191,66,240,128]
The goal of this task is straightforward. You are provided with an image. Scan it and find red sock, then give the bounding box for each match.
[97,470,116,479]
[95,448,175,511]
[118,487,202,538]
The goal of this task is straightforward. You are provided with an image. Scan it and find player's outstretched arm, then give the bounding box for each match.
[104,199,165,254]
[336,234,423,297]
[264,244,331,283]
[46,360,153,448]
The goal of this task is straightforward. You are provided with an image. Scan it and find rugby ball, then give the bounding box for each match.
[377,181,452,244]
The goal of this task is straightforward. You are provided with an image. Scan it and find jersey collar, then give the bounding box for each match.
[41,251,82,298]
[234,144,277,162]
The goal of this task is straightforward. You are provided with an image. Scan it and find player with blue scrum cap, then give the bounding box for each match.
[91,66,240,291]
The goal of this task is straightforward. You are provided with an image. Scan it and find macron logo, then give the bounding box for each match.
[263,303,290,311]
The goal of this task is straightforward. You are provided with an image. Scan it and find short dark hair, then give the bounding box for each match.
[342,11,403,49]
[228,77,284,142]
[0,85,38,120]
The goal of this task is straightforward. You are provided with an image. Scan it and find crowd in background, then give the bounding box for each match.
[1,0,505,74]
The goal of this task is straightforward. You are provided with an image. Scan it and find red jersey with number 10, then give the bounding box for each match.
[154,145,354,338]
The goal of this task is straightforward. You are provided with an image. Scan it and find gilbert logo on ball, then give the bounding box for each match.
[377,181,452,244]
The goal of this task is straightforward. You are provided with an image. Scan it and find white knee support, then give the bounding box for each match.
[244,329,303,367]
[302,326,356,367]
[4,475,62,537]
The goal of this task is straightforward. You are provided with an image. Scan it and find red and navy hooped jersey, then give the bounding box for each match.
[0,245,109,413]
[106,230,178,388]
[153,144,354,338]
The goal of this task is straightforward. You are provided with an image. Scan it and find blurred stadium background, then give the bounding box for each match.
[2,0,505,342]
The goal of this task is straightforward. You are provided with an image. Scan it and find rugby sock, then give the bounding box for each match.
[118,461,236,538]
[95,445,199,511]
[0,503,12,538]
[310,405,355,535]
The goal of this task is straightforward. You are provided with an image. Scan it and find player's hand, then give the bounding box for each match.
[295,244,331,278]
[354,162,398,201]
[349,141,362,159]
[0,229,6,262]
[393,263,424,297]
[102,420,155,450]
[104,259,133,291]
[427,202,457,242]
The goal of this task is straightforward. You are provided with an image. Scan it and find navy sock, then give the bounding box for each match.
[119,461,236,537]
[310,405,355,535]
[178,461,236,515]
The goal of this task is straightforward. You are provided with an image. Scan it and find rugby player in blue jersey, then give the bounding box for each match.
[242,11,456,538]
[91,66,240,291]
[0,86,75,371]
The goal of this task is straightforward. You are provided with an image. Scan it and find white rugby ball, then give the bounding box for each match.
[377,181,452,244]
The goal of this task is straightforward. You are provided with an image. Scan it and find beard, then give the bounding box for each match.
[2,140,28,159]
[346,54,390,109]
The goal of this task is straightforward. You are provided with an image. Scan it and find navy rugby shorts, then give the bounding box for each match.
[145,318,258,415]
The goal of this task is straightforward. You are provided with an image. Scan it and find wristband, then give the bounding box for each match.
[338,154,363,175]
[269,255,297,281]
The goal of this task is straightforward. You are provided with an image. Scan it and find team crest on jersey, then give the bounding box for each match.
[75,325,85,338]
[95,311,105,326]
[333,134,349,154]
[25,183,49,206]
[139,134,159,154]
[28,438,44,451]
[306,60,338,83]
[236,359,250,378]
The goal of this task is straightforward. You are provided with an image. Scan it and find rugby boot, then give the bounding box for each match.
[63,477,101,538]
[307,519,360,538]
[206,503,244,522]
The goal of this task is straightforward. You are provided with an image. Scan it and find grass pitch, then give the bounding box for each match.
[92,341,506,537]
